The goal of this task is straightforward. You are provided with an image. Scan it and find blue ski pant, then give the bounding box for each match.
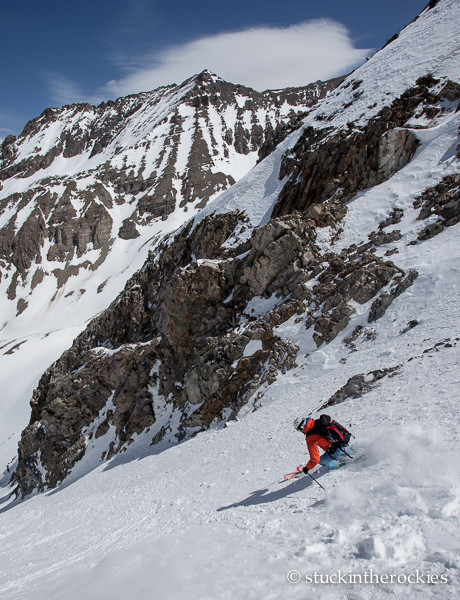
[319,448,347,469]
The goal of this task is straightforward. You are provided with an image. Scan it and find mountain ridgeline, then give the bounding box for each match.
[0,71,340,324]
[2,0,460,496]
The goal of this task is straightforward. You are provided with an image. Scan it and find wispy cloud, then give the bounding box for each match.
[42,20,371,109]
[103,20,371,97]
[0,110,29,139]
[43,72,88,107]
[0,126,16,137]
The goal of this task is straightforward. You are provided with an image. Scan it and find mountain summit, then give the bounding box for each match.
[3,0,458,496]
[0,71,338,334]
[1,1,460,599]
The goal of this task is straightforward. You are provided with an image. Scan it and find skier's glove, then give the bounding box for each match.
[302,466,309,474]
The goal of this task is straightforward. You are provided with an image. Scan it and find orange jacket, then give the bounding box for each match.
[303,418,331,470]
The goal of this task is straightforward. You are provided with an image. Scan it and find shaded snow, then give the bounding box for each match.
[1,2,460,599]
[1,229,459,598]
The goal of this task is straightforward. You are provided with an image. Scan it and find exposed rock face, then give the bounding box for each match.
[272,77,457,219]
[11,70,460,496]
[46,183,113,262]
[257,76,345,162]
[414,173,460,240]
[14,211,307,493]
[1,135,17,163]
[118,218,140,240]
[0,71,340,324]
[14,200,412,495]
[305,249,403,346]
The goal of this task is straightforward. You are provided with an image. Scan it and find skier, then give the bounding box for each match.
[293,414,351,474]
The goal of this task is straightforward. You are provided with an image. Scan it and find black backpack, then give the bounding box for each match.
[316,414,352,449]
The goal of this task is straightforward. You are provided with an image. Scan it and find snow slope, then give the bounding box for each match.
[196,0,460,230]
[0,72,320,469]
[1,1,460,598]
[1,211,459,600]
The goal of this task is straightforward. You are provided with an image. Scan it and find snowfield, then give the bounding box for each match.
[1,1,460,599]
[1,219,459,599]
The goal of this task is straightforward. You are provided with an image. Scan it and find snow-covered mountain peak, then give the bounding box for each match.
[0,70,339,338]
[0,69,341,478]
[187,68,225,85]
[1,1,460,598]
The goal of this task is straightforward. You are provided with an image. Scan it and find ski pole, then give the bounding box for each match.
[340,446,353,459]
[307,471,326,491]
[326,446,353,460]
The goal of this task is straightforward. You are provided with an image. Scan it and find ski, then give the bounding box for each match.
[283,471,302,480]
[284,465,327,490]
[283,464,308,480]
[284,460,348,481]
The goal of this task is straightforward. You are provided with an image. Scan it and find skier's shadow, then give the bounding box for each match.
[217,470,326,511]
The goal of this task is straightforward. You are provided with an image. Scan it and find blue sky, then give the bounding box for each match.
[1,0,429,137]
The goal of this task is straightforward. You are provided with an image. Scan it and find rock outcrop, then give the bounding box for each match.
[320,365,402,409]
[272,77,458,219]
[14,197,414,495]
[414,173,460,240]
[10,67,460,497]
[0,71,340,323]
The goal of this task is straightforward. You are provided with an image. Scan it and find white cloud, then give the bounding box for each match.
[43,20,371,108]
[103,20,371,97]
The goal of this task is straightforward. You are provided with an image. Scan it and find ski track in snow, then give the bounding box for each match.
[1,2,460,599]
